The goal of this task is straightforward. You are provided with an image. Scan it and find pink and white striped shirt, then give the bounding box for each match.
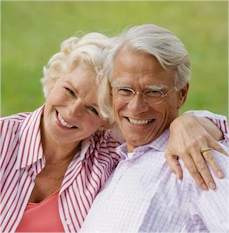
[0,106,121,233]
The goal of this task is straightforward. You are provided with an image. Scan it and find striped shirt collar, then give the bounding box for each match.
[16,105,98,169]
[17,106,44,169]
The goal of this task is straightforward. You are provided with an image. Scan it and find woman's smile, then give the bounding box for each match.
[56,111,77,130]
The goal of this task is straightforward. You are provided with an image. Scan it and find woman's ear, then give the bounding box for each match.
[177,83,189,109]
[99,120,110,131]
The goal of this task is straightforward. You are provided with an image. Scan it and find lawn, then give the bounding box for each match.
[1,1,228,117]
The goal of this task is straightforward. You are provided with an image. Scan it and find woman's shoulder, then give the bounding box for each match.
[93,129,123,148]
[1,112,30,122]
[0,107,43,138]
[1,112,31,134]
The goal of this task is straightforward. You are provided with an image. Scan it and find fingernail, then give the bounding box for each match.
[209,182,216,190]
[201,184,208,190]
[218,171,224,178]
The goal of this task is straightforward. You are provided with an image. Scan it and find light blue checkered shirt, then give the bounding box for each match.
[80,127,229,233]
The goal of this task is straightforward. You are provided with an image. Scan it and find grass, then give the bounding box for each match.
[1,1,228,117]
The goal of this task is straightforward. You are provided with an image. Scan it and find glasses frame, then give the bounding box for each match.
[112,86,175,104]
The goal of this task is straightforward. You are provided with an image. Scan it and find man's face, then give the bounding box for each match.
[111,48,188,152]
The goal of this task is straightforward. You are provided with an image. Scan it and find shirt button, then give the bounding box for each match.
[123,161,129,167]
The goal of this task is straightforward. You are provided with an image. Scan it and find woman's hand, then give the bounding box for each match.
[165,114,228,190]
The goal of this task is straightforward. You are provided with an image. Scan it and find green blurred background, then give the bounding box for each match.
[1,1,228,117]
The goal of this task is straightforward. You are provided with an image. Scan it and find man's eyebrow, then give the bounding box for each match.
[111,82,132,88]
[111,82,169,91]
[145,84,169,91]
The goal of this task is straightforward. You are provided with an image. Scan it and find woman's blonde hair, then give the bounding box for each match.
[41,32,114,121]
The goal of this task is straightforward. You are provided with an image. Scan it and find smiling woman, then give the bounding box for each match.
[0,32,122,233]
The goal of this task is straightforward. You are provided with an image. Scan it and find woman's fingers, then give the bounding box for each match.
[164,153,183,179]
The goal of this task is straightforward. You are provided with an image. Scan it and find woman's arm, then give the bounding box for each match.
[165,112,228,190]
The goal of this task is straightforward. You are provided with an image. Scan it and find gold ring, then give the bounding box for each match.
[200,148,211,154]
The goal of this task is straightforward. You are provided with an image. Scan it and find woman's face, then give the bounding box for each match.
[42,65,106,147]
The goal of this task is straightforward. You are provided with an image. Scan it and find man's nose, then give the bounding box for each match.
[128,93,149,113]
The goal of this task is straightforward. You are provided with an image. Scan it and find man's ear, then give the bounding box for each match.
[177,83,189,109]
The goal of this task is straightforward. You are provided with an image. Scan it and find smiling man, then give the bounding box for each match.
[80,24,229,232]
[111,48,186,152]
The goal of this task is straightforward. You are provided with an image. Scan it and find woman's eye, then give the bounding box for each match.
[65,88,75,96]
[88,106,99,116]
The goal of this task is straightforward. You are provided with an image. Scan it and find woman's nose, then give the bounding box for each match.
[68,100,83,116]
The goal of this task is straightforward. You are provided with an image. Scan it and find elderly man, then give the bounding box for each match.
[80,24,229,232]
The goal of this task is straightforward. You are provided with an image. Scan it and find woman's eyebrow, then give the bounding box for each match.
[66,80,98,107]
[66,80,77,90]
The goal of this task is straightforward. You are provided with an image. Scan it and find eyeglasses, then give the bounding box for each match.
[112,86,175,104]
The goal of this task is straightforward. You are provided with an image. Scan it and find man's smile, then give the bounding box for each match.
[125,117,153,126]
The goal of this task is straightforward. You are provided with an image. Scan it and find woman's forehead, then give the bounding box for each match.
[67,66,98,85]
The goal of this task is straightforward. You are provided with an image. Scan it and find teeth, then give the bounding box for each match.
[58,113,74,128]
[128,118,152,126]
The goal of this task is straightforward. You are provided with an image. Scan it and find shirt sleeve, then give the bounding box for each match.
[102,129,122,161]
[183,110,229,141]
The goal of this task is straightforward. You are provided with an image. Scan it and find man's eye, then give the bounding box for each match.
[88,106,99,116]
[118,88,133,95]
[65,88,75,96]
[145,90,162,97]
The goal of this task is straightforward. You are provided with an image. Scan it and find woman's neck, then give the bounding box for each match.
[44,142,81,164]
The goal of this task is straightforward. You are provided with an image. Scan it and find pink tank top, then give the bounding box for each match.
[16,190,65,232]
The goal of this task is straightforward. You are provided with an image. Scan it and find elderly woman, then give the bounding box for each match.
[0,31,227,232]
[1,32,119,232]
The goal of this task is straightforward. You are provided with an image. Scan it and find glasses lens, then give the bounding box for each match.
[143,90,163,104]
[114,88,134,102]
